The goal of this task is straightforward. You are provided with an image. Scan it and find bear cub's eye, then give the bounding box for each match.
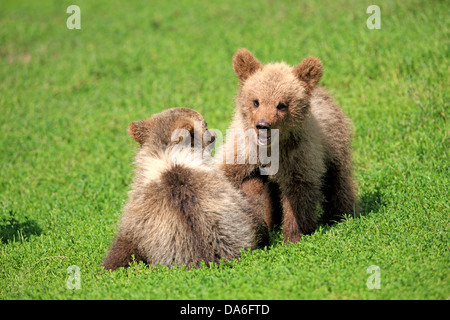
[253,100,259,108]
[276,102,288,111]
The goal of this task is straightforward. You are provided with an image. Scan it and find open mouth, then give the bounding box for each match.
[257,129,271,146]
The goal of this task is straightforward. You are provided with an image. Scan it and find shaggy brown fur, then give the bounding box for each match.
[103,108,269,271]
[219,49,359,242]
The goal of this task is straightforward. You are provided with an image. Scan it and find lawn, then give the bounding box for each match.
[0,0,448,300]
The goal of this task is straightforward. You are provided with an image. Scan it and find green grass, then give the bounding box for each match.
[0,0,448,300]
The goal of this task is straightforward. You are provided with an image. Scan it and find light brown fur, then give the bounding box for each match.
[219,49,359,242]
[103,107,269,270]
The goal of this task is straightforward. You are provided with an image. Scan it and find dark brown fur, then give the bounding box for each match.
[219,49,359,242]
[103,108,269,271]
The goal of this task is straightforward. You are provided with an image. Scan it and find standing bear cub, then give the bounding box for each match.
[219,49,359,242]
[103,107,269,270]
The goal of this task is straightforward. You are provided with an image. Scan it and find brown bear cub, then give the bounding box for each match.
[102,107,269,271]
[219,49,359,243]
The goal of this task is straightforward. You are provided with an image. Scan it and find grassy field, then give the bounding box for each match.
[0,0,448,300]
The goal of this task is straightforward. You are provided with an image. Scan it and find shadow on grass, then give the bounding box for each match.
[268,188,386,245]
[0,212,42,243]
[358,188,385,217]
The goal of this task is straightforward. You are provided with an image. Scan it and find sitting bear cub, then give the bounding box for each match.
[103,107,269,270]
[219,49,359,242]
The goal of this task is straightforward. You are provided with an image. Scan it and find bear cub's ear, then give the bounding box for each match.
[128,120,149,145]
[232,48,263,82]
[293,57,323,89]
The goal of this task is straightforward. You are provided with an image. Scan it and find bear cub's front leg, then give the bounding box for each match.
[279,179,321,242]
